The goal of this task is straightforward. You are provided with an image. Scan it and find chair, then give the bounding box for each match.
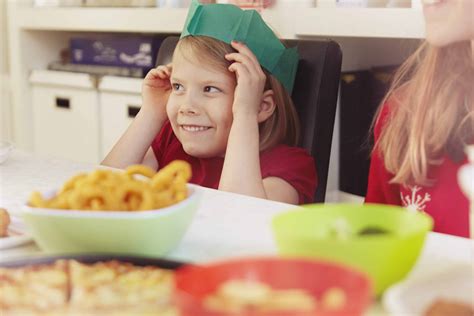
[156,36,342,202]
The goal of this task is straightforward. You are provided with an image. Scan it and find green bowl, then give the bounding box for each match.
[22,184,201,257]
[272,203,433,295]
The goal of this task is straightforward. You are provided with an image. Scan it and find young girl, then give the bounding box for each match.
[366,0,474,237]
[102,1,316,205]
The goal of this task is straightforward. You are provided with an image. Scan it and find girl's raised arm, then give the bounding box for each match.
[219,41,299,204]
[101,65,172,169]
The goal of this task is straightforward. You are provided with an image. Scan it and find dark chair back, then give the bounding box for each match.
[156,36,342,202]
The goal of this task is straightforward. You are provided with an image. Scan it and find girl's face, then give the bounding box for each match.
[422,0,474,47]
[167,49,236,158]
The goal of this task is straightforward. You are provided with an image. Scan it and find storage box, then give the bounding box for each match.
[71,36,162,71]
[29,70,101,163]
[98,76,143,158]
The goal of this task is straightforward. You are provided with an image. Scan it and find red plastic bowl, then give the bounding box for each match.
[174,257,373,316]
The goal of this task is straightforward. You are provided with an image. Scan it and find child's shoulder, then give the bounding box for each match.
[378,87,410,121]
[261,144,314,164]
[263,144,309,154]
[374,93,406,137]
[156,120,175,140]
[151,120,179,156]
[260,144,317,195]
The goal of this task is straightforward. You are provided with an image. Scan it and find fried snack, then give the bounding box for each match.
[203,279,318,313]
[0,260,69,312]
[203,279,348,313]
[68,260,174,309]
[28,161,192,211]
[321,287,347,311]
[0,208,11,237]
[261,289,317,312]
[125,164,157,179]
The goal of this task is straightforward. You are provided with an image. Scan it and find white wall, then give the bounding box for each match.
[0,0,12,141]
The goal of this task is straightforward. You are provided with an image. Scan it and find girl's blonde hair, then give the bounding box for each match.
[175,36,300,151]
[374,41,474,186]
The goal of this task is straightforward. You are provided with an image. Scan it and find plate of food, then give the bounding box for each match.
[383,262,473,316]
[0,254,185,315]
[0,208,33,250]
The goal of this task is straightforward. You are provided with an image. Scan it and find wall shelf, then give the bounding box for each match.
[11,5,425,39]
[13,7,187,34]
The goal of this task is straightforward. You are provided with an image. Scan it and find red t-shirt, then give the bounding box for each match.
[152,121,317,204]
[365,104,470,237]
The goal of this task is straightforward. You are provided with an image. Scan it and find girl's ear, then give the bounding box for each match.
[257,90,276,123]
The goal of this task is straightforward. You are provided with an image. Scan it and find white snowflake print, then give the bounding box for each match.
[401,186,431,212]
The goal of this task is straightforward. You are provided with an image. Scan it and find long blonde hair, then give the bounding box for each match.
[374,41,474,186]
[175,36,300,151]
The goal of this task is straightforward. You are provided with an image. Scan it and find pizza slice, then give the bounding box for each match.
[68,260,175,311]
[0,260,69,314]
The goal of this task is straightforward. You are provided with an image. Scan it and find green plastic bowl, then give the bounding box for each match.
[22,184,201,257]
[272,204,433,295]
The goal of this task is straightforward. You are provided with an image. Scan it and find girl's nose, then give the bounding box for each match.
[179,92,200,115]
[179,105,198,115]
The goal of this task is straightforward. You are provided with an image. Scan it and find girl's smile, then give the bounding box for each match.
[180,125,211,132]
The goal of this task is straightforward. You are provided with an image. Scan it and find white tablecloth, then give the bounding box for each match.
[1,150,472,315]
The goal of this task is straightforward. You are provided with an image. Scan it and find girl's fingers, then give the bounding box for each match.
[225,53,253,66]
[157,66,171,77]
[148,68,170,81]
[226,54,264,80]
[226,51,265,79]
[154,64,172,76]
[228,53,266,84]
[228,62,251,80]
[157,71,170,80]
[229,41,261,69]
[158,65,172,77]
[146,68,165,80]
[144,66,172,88]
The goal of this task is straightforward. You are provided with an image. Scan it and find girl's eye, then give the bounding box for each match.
[172,83,183,91]
[204,86,220,93]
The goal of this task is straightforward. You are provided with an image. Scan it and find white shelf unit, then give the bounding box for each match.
[11,6,425,38]
[6,1,425,197]
[12,7,188,34]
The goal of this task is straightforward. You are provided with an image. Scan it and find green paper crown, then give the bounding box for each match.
[180,0,299,93]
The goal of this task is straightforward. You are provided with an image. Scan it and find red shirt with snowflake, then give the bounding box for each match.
[152,121,317,204]
[365,104,470,238]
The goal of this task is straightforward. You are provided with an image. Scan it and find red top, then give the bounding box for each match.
[152,121,317,204]
[365,104,470,237]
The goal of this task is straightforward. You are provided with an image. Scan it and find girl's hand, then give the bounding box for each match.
[141,64,172,119]
[226,41,266,118]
